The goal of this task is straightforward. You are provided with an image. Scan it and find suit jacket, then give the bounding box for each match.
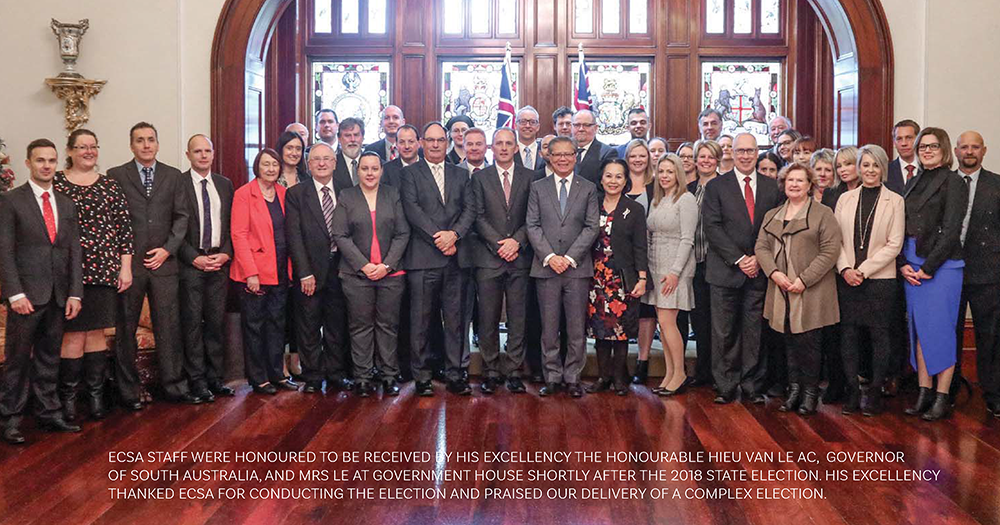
[526,174,601,279]
[886,158,907,195]
[108,160,190,276]
[285,176,352,285]
[229,181,290,285]
[0,183,83,307]
[702,170,782,289]
[469,164,540,272]
[961,169,1000,284]
[900,166,968,276]
[399,159,475,270]
[363,138,390,162]
[514,139,546,171]
[332,150,360,188]
[834,185,905,280]
[607,196,649,291]
[331,184,410,277]
[177,171,234,267]
[575,139,618,186]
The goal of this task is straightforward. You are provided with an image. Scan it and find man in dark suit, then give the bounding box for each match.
[615,108,649,157]
[457,129,489,368]
[177,135,234,402]
[381,124,421,188]
[572,109,618,185]
[702,133,782,404]
[286,142,353,394]
[333,117,365,186]
[363,105,405,162]
[0,139,84,444]
[698,108,723,141]
[887,119,920,195]
[514,106,546,171]
[400,122,476,396]
[526,136,600,398]
[469,128,538,394]
[315,108,339,148]
[954,131,1000,417]
[108,122,197,408]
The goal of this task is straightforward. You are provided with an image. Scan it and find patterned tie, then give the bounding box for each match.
[905,165,915,182]
[142,167,154,197]
[524,147,533,168]
[744,176,755,223]
[41,191,56,243]
[352,159,359,185]
[559,177,568,216]
[201,179,213,250]
[502,170,511,207]
[433,164,446,201]
[389,143,398,161]
[321,186,337,253]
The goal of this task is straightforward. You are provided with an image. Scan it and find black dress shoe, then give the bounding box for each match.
[274,379,299,391]
[766,384,787,398]
[252,383,278,395]
[798,387,819,415]
[530,374,545,385]
[329,378,355,391]
[986,400,1000,417]
[122,399,144,411]
[415,381,435,397]
[302,382,323,394]
[861,390,882,417]
[714,394,736,405]
[614,384,628,396]
[905,387,934,416]
[780,384,802,413]
[447,380,472,396]
[168,392,205,405]
[921,392,951,421]
[567,383,584,398]
[480,378,497,395]
[749,394,768,405]
[432,369,448,382]
[356,381,374,397]
[461,369,469,382]
[631,360,649,385]
[507,377,526,393]
[538,383,560,397]
[2,426,25,445]
[587,378,613,393]
[192,387,216,403]
[208,383,236,397]
[383,380,400,397]
[39,418,82,433]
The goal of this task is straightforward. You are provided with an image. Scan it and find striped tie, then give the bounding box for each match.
[141,167,153,197]
[321,186,337,253]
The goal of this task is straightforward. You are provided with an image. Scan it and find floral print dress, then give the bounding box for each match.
[587,207,639,341]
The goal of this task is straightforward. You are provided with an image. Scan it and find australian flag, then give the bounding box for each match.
[574,44,592,111]
[496,44,515,129]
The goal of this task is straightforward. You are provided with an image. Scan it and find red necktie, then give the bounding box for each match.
[41,191,57,243]
[905,165,915,182]
[389,143,397,161]
[743,176,755,224]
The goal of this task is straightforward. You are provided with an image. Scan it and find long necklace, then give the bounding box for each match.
[856,187,878,250]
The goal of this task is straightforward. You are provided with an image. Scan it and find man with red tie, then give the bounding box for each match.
[0,139,84,444]
[702,133,782,404]
[888,119,920,195]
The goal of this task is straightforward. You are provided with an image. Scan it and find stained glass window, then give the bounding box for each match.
[315,1,332,33]
[441,61,519,143]
[602,0,620,34]
[313,61,391,141]
[701,61,782,146]
[470,0,490,34]
[734,0,752,34]
[341,0,360,34]
[444,0,464,34]
[368,0,387,34]
[575,0,594,33]
[629,0,647,34]
[571,61,650,145]
[761,0,780,33]
[705,0,724,33]
[498,0,517,34]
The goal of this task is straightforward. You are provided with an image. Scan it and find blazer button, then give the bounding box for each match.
[148,220,153,224]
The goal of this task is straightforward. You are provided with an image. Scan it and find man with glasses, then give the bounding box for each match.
[514,106,545,171]
[702,133,782,405]
[616,108,650,157]
[572,109,618,185]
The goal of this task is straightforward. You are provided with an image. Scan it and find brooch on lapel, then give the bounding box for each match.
[622,208,630,219]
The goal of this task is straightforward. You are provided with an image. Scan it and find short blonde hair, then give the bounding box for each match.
[652,153,688,206]
[623,139,653,186]
[832,146,859,188]
[693,139,722,162]
[857,144,890,183]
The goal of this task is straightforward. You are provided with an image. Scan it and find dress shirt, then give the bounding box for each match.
[313,177,337,210]
[10,180,79,304]
[519,140,537,166]
[427,160,446,198]
[466,161,487,174]
[496,163,515,188]
[542,173,578,269]
[901,158,919,179]
[191,170,222,249]
[577,141,593,160]
[135,159,158,185]
[345,154,361,184]
[960,168,981,244]
[733,168,758,266]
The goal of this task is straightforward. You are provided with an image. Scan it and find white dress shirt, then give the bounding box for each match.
[313,177,337,210]
[734,168,758,266]
[519,140,538,166]
[190,171,222,249]
[960,168,981,244]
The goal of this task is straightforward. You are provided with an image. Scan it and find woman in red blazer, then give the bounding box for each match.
[231,148,297,395]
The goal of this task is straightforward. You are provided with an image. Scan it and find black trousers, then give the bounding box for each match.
[762,324,787,392]
[841,323,892,393]
[0,300,64,425]
[179,266,228,389]
[958,283,1000,402]
[116,268,187,400]
[888,277,910,378]
[408,261,466,382]
[710,284,766,397]
[524,277,544,377]
[476,267,529,378]
[240,283,288,386]
[460,269,475,369]
[821,324,845,395]
[785,328,823,388]
[341,273,405,381]
[293,258,349,383]
[691,262,713,382]
[595,340,629,387]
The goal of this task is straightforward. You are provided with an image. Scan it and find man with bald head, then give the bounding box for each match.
[702,132,782,404]
[572,109,617,185]
[178,135,235,400]
[285,123,310,145]
[952,131,1000,417]
[514,106,545,171]
[364,105,406,162]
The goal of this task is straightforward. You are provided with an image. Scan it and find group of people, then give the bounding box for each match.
[1,101,997,447]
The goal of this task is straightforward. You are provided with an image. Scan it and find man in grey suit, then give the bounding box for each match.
[108,122,197,408]
[526,136,600,397]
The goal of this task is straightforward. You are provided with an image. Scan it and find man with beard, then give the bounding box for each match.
[334,117,366,186]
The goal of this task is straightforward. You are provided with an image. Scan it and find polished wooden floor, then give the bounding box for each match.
[2,373,999,525]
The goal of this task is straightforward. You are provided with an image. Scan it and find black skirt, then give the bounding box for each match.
[837,276,898,327]
[64,284,117,332]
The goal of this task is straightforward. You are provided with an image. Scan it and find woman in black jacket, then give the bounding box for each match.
[586,159,649,395]
[900,127,968,421]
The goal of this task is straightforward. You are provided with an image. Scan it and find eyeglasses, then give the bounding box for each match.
[679,154,694,160]
[73,145,100,151]
[917,143,941,152]
[310,156,336,163]
[517,119,539,126]
[735,148,758,156]
[549,152,576,159]
[423,137,448,144]
[571,123,596,129]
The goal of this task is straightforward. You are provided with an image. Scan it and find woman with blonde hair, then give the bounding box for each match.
[822,146,860,209]
[810,149,836,204]
[621,139,658,385]
[686,139,722,386]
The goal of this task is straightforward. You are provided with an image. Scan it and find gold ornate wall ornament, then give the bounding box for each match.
[44,77,107,133]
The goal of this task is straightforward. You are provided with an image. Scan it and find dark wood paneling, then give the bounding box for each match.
[400,55,429,126]
[665,55,690,149]
[401,0,426,45]
[534,0,556,46]
[533,54,558,135]
[265,2,299,152]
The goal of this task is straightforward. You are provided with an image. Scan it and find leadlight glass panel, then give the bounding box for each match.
[602,0,620,34]
[706,0,724,33]
[341,0,360,34]
[701,61,782,146]
[734,0,752,33]
[575,0,594,33]
[570,61,650,145]
[315,0,332,33]
[470,0,490,34]
[444,0,464,34]
[761,0,780,33]
[441,61,520,143]
[497,0,517,34]
[368,0,387,34]
[629,0,647,34]
[313,61,390,141]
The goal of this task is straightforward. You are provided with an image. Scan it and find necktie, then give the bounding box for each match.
[524,147,533,168]
[351,159,359,184]
[142,167,153,197]
[321,186,337,253]
[41,191,56,243]
[473,166,481,173]
[743,176,755,223]
[964,175,972,186]
[576,148,584,163]
[389,143,397,161]
[559,178,568,216]
[201,179,213,250]
[502,170,511,206]
[433,164,446,201]
[905,165,915,182]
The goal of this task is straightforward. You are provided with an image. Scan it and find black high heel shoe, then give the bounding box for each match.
[779,383,801,413]
[905,387,934,416]
[921,392,951,421]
